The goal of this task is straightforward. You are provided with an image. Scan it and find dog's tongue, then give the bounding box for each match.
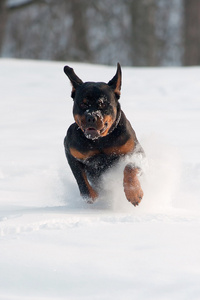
[84,128,100,140]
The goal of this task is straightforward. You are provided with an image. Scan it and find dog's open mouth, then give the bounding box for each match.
[84,122,108,140]
[84,128,99,140]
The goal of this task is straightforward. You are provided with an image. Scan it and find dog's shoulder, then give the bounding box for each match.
[64,122,84,149]
[99,110,138,156]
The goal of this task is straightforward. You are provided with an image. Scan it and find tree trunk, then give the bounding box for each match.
[129,0,158,66]
[69,0,91,62]
[0,0,7,54]
[183,0,200,65]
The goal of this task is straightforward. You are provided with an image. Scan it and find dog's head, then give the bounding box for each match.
[64,63,122,140]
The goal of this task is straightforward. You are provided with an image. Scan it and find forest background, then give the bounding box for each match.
[0,0,200,67]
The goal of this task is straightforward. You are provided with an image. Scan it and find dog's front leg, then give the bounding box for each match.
[66,153,98,202]
[123,163,143,206]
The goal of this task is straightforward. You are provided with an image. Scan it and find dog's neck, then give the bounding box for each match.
[108,106,121,135]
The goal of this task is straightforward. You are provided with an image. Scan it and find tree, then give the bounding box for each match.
[68,0,91,62]
[183,0,200,65]
[128,0,157,66]
[0,0,7,51]
[128,0,174,66]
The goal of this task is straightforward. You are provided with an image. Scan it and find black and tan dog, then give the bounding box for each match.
[63,63,144,206]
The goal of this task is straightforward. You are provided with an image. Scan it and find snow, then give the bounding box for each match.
[0,59,200,300]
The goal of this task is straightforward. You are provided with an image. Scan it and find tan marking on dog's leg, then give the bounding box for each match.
[82,171,98,203]
[123,164,143,206]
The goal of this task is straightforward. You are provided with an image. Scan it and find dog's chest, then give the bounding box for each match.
[84,152,120,179]
[70,146,118,163]
[70,136,134,162]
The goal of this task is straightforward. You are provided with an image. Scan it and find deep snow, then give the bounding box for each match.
[0,59,200,300]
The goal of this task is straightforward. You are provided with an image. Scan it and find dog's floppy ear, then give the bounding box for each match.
[108,63,122,99]
[64,66,83,98]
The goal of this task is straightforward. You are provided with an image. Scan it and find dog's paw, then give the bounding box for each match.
[88,187,98,203]
[82,188,98,204]
[124,184,143,206]
[123,164,143,206]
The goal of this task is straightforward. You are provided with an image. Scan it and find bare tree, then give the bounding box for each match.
[183,0,200,65]
[68,0,91,62]
[128,0,158,66]
[0,0,7,52]
[128,0,174,66]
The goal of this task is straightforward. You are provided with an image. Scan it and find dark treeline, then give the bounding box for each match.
[0,0,200,66]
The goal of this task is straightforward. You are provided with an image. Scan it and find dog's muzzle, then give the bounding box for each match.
[83,111,108,140]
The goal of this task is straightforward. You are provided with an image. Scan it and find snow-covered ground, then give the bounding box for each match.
[0,59,200,300]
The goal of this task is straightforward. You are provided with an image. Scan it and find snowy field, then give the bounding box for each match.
[0,59,200,300]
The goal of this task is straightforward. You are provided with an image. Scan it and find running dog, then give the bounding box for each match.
[63,63,144,206]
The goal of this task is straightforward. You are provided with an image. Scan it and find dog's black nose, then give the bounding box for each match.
[86,114,96,124]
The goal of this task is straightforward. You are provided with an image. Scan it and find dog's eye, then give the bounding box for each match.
[80,102,88,109]
[98,102,107,109]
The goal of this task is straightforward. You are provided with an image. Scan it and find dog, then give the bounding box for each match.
[63,63,144,206]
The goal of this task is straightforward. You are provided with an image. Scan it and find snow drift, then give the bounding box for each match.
[0,59,200,300]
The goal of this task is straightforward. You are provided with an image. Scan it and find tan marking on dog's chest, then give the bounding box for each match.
[70,137,134,160]
[70,148,99,160]
[103,138,135,156]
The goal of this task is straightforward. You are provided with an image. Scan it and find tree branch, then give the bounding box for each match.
[7,0,48,11]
